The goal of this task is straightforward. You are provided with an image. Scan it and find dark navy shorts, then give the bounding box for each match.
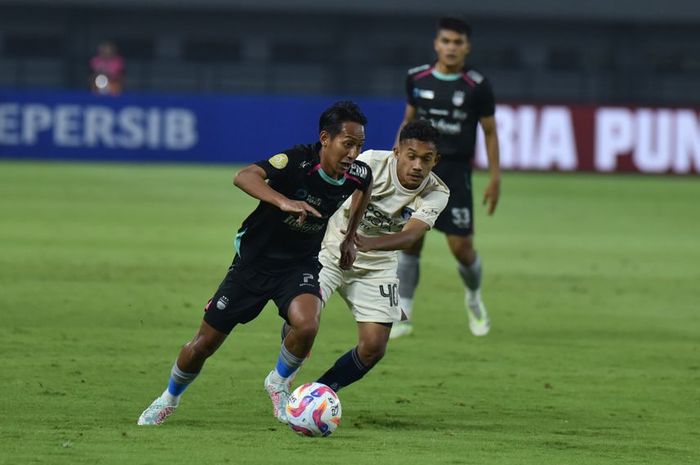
[432,163,474,236]
[203,255,322,334]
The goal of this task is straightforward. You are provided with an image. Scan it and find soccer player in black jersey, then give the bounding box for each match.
[392,17,501,338]
[138,101,373,426]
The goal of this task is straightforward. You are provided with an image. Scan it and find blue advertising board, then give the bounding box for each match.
[0,89,404,164]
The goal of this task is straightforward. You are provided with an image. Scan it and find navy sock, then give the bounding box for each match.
[316,347,370,392]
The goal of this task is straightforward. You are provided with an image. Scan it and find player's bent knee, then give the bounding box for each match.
[357,342,387,367]
[447,236,476,264]
[291,319,320,340]
[187,335,222,360]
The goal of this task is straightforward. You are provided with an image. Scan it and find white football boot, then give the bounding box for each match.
[466,289,490,336]
[389,321,414,339]
[264,371,290,424]
[137,393,178,425]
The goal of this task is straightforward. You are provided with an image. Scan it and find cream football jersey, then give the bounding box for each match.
[323,150,450,271]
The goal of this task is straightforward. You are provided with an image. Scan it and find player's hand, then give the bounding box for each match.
[339,235,357,270]
[353,233,375,253]
[279,199,322,225]
[482,177,500,215]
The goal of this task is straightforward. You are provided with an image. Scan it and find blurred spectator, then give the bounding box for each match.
[89,41,125,95]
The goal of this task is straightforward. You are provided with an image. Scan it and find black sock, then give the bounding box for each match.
[316,347,370,392]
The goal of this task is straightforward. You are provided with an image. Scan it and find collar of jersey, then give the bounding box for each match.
[431,69,462,81]
[318,166,346,186]
[390,155,429,194]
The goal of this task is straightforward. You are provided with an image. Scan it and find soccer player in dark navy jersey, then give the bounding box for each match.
[138,101,373,426]
[392,17,501,339]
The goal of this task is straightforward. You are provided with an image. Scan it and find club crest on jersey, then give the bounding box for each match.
[401,207,415,220]
[452,90,465,107]
[216,296,229,310]
[413,88,435,100]
[268,153,288,169]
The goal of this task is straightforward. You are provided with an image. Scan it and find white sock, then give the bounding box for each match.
[161,389,179,405]
[467,288,481,301]
[268,369,286,385]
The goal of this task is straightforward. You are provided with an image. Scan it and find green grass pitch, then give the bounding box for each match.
[1,160,698,465]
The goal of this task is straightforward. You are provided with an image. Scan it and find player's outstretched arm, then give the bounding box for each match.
[479,115,501,215]
[234,165,321,223]
[339,183,373,270]
[355,218,430,252]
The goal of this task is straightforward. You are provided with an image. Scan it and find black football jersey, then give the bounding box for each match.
[405,64,495,162]
[234,142,372,266]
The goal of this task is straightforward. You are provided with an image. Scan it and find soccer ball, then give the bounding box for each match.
[286,382,342,437]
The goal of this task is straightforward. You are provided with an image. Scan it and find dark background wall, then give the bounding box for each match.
[1,1,699,104]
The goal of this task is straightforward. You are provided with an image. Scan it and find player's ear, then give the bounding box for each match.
[392,145,400,158]
[319,130,330,148]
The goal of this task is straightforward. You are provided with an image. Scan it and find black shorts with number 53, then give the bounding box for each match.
[432,162,474,236]
[203,255,323,334]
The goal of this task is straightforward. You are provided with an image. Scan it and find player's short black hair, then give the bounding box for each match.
[437,17,472,38]
[399,119,440,147]
[319,100,368,138]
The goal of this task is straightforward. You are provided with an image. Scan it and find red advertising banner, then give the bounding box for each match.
[475,104,700,174]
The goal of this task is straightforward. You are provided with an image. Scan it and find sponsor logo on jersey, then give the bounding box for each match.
[216,296,229,310]
[431,118,462,135]
[453,109,468,120]
[413,88,435,100]
[304,194,323,207]
[429,108,449,116]
[452,90,465,107]
[283,215,326,233]
[268,153,288,169]
[361,203,406,233]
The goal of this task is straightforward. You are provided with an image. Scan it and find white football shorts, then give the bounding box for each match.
[318,249,401,323]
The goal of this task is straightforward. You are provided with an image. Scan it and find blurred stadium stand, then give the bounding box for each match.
[0,0,699,104]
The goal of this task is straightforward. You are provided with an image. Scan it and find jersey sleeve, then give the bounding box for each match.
[410,185,450,229]
[347,160,373,192]
[357,150,375,165]
[475,78,496,118]
[254,147,305,181]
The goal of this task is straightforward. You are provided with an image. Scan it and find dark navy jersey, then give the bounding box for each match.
[234,142,372,267]
[405,64,495,162]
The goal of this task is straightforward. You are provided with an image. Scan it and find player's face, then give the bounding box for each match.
[434,29,470,70]
[394,139,439,189]
[319,122,365,178]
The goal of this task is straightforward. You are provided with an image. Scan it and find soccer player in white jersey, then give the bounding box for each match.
[312,119,449,392]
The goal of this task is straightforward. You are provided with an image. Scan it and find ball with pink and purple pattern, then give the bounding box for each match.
[286,382,342,437]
